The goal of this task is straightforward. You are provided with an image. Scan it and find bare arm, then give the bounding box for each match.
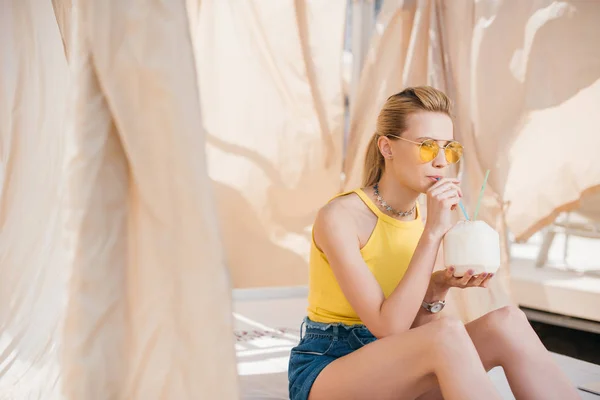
[410,245,449,328]
[314,179,460,338]
[377,230,443,334]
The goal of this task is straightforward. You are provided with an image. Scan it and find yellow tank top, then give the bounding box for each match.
[307,188,424,325]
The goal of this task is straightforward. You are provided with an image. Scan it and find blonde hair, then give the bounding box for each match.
[362,86,452,187]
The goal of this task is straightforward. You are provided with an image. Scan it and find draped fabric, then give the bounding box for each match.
[193,0,347,288]
[60,1,239,398]
[0,2,69,397]
[1,1,239,398]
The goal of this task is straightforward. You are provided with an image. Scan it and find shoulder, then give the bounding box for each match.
[316,192,365,224]
[314,191,369,239]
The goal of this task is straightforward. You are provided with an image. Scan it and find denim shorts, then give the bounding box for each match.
[288,317,377,400]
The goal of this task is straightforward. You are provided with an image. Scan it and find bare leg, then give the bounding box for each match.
[308,317,502,400]
[467,305,579,399]
[418,305,580,400]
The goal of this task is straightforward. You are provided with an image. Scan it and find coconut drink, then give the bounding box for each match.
[443,220,501,277]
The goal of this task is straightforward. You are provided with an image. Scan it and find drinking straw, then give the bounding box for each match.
[458,202,469,221]
[472,169,490,221]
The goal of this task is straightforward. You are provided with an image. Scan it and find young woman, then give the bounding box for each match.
[288,87,580,400]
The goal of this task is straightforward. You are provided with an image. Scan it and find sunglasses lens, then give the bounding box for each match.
[419,139,439,162]
[445,141,464,163]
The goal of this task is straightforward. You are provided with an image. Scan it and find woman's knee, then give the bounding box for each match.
[436,316,466,333]
[430,317,471,346]
[487,305,529,330]
[427,317,480,363]
[482,305,533,344]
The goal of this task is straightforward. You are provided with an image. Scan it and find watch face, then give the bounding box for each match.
[431,303,444,313]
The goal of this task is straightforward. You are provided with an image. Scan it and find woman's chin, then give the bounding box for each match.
[407,182,429,195]
[396,176,429,194]
[412,179,433,194]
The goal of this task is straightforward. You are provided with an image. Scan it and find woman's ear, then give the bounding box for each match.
[377,136,394,160]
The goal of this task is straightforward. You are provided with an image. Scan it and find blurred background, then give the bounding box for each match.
[1,0,599,399]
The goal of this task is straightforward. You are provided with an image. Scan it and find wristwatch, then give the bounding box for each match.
[421,299,446,313]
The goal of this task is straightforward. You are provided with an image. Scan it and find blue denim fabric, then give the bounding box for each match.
[288,317,377,400]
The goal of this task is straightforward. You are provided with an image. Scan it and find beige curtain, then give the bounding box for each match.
[0,2,69,397]
[194,0,347,288]
[51,0,72,60]
[2,1,242,397]
[496,2,600,240]
[59,0,238,398]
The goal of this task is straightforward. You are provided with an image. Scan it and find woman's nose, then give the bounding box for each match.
[432,148,448,168]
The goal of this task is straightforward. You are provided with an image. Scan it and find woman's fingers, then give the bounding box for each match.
[430,182,463,198]
[428,179,460,195]
[437,189,460,200]
[481,273,495,288]
[443,197,460,210]
[469,272,488,287]
[428,178,460,192]
[447,270,495,288]
[457,269,474,286]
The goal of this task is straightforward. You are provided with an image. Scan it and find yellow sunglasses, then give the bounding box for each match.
[388,135,464,164]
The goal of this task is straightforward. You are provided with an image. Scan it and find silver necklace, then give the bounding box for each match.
[373,183,416,217]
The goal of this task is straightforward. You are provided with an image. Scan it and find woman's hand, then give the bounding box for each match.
[430,267,494,291]
[423,178,462,240]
